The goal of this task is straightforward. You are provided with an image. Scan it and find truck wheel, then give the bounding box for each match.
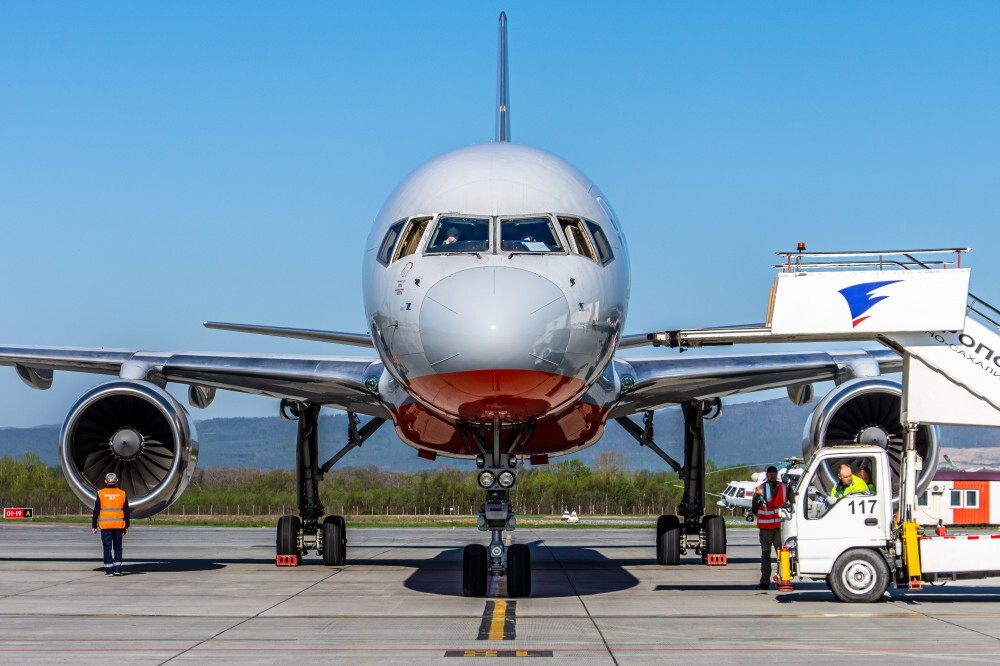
[829,549,889,603]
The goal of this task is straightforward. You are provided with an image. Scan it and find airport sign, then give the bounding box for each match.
[3,508,33,519]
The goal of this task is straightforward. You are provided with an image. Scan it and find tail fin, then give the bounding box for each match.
[495,11,510,142]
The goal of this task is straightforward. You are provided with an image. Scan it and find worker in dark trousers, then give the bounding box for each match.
[91,473,130,576]
[751,465,788,590]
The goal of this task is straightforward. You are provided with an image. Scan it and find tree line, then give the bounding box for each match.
[0,452,754,518]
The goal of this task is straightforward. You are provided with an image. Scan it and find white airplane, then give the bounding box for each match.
[0,13,937,597]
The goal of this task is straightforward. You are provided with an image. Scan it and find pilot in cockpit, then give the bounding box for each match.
[443,227,461,245]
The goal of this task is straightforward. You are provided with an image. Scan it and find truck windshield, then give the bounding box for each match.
[805,455,878,520]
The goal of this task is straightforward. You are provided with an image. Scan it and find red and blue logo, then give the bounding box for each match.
[838,280,901,328]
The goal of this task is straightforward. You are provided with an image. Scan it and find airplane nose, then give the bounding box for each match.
[419,266,570,377]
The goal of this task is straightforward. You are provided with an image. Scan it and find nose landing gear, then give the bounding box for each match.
[461,420,532,597]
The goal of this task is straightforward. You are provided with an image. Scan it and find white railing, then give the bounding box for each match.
[773,247,970,273]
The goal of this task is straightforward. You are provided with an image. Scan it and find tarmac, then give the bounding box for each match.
[2,523,1000,664]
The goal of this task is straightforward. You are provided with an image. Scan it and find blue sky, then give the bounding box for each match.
[1,2,998,428]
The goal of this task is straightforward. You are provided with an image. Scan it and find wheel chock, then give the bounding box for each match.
[706,553,727,566]
[275,554,299,567]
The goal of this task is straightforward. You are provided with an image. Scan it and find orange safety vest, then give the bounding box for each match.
[754,481,788,530]
[98,488,126,530]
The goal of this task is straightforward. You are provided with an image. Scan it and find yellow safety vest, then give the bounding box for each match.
[98,488,126,529]
[830,474,868,498]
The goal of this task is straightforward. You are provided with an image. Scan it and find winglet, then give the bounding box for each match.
[495,11,510,142]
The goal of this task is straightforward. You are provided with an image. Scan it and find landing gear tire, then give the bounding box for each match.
[507,543,531,598]
[463,544,488,597]
[656,514,681,566]
[276,515,300,556]
[322,515,346,566]
[702,515,726,562]
[828,549,889,603]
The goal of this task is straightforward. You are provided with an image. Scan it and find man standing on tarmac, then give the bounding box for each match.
[751,465,788,590]
[91,473,130,576]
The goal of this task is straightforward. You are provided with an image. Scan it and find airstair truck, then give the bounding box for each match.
[765,249,1000,602]
[778,443,1000,602]
[651,249,1000,601]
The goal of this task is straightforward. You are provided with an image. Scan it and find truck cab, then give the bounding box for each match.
[782,445,898,602]
[783,444,1000,602]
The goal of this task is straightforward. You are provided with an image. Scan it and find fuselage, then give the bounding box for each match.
[363,143,630,457]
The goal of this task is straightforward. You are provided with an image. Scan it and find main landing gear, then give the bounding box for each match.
[461,420,533,598]
[275,401,385,566]
[616,400,727,566]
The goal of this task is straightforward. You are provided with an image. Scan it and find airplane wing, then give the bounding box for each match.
[203,322,374,348]
[0,346,388,417]
[609,348,900,418]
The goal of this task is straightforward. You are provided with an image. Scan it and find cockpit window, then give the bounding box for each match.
[559,217,597,261]
[586,220,614,265]
[393,216,431,262]
[377,220,406,266]
[500,217,563,253]
[426,216,490,254]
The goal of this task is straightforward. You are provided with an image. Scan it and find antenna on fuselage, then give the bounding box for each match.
[495,11,510,142]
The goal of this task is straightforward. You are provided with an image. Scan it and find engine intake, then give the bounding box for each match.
[60,380,198,519]
[803,377,938,502]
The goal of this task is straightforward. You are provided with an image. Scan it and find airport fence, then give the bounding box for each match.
[1,454,752,519]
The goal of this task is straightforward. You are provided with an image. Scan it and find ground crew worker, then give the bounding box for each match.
[751,465,788,590]
[830,463,868,499]
[91,472,130,576]
[857,466,874,492]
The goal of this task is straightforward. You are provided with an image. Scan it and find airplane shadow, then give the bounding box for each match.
[1,556,237,573]
[399,541,641,598]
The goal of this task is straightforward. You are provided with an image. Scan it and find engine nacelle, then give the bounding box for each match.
[802,377,939,502]
[60,380,199,519]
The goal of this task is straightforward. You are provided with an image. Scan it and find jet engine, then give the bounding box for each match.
[802,377,938,502]
[59,380,199,519]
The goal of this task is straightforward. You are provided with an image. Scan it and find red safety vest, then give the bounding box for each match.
[98,488,126,530]
[755,481,788,530]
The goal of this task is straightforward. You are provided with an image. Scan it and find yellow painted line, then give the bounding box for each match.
[488,600,507,640]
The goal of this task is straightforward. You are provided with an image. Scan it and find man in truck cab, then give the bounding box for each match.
[751,465,789,590]
[830,463,868,499]
[856,465,874,492]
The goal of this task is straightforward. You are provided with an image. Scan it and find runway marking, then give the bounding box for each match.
[445,650,553,657]
[477,600,516,640]
[1,647,998,655]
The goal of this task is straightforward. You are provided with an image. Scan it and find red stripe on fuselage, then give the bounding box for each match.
[406,368,587,421]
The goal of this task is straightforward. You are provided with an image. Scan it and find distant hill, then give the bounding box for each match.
[2,398,997,471]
